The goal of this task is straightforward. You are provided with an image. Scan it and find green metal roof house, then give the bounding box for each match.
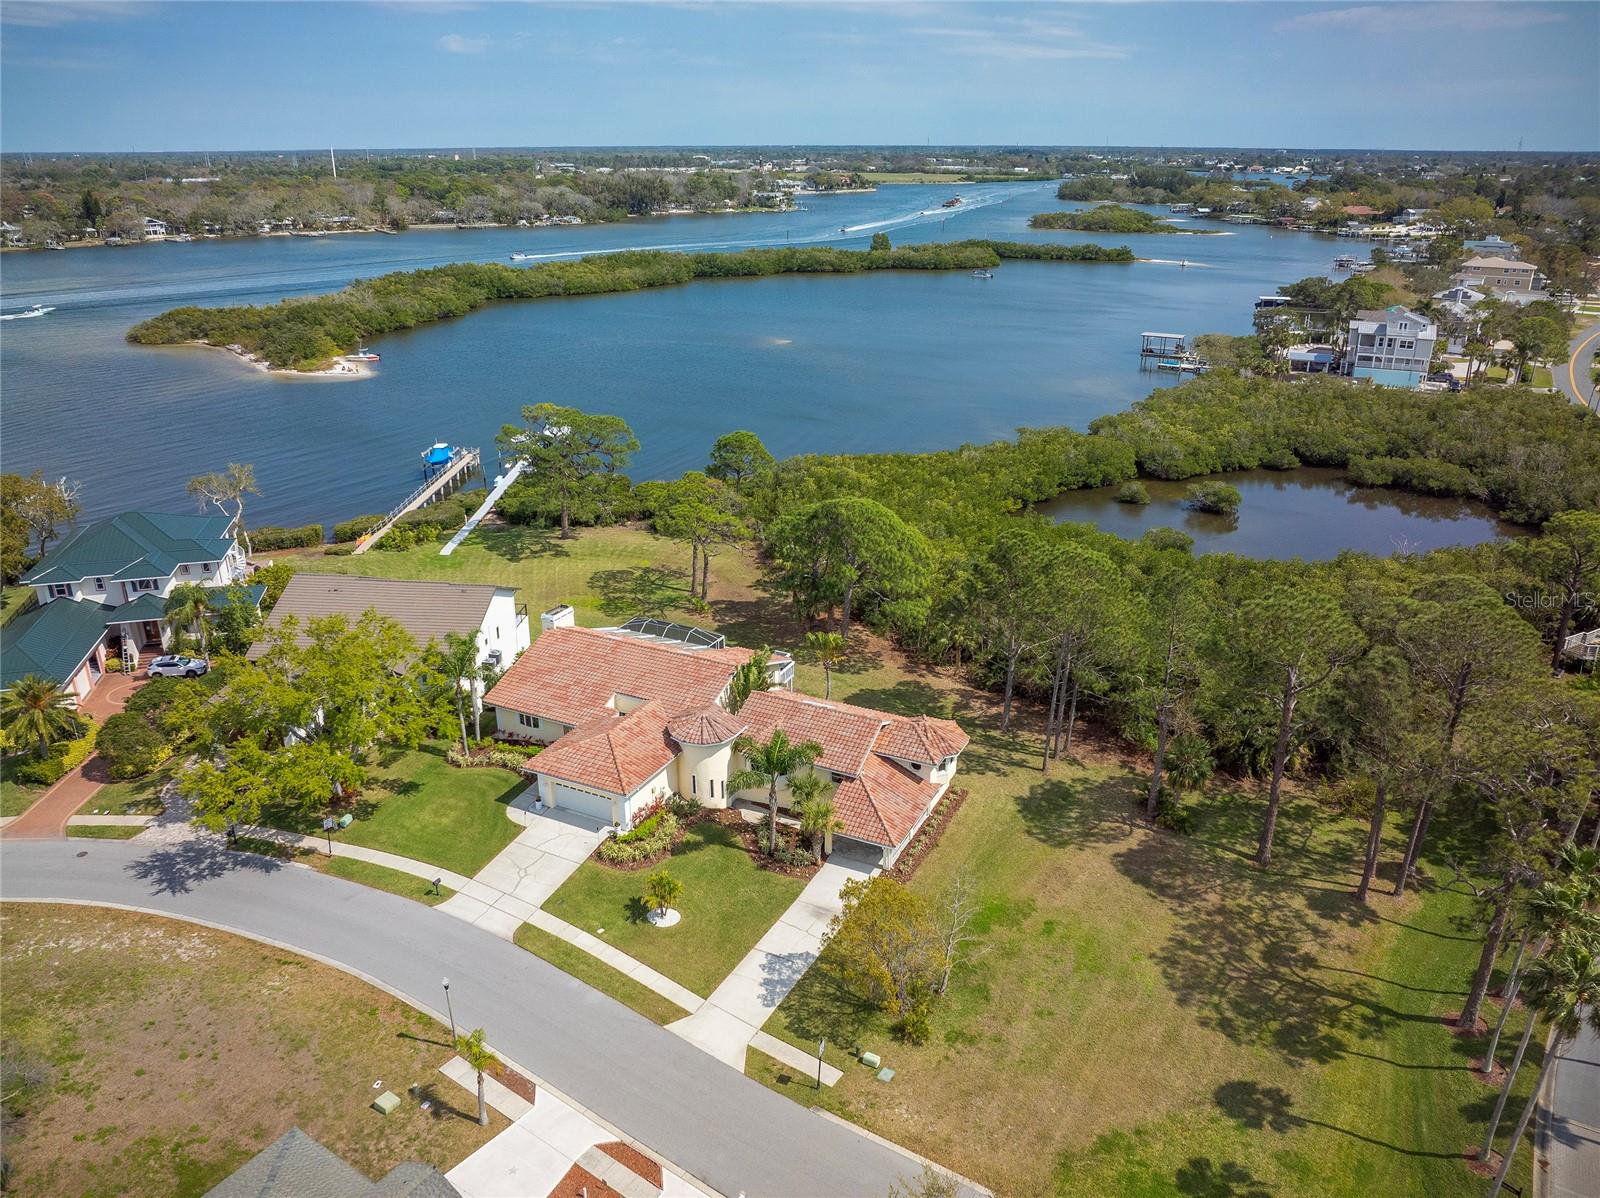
[4,511,258,702]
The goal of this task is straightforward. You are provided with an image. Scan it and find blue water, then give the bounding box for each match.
[3,184,1364,531]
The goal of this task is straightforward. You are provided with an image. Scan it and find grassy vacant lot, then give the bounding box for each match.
[290,524,764,630]
[262,742,525,876]
[543,821,805,998]
[0,904,502,1198]
[514,923,687,1025]
[751,660,1537,1198]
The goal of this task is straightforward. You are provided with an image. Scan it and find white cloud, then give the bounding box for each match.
[1,1,150,27]
[1275,4,1565,34]
[907,19,1127,60]
[437,32,490,52]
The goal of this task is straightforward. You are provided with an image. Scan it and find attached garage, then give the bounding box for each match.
[549,781,616,826]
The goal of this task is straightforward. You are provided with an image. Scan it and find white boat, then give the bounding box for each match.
[510,252,536,261]
[971,269,994,280]
[0,304,55,321]
[347,348,380,362]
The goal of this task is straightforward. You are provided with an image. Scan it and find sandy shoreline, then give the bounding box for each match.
[176,340,375,380]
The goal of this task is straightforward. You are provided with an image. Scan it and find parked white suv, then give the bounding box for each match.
[147,655,209,678]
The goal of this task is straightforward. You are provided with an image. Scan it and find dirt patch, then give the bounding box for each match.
[0,904,502,1198]
[485,1058,537,1106]
[595,1140,664,1188]
[1464,1146,1502,1178]
[1444,1011,1488,1037]
[546,1163,620,1197]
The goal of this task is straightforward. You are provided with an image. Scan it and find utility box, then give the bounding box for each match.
[372,1090,401,1115]
[860,1051,881,1070]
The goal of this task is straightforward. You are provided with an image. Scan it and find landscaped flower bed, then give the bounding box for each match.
[595,806,679,868]
[884,787,968,882]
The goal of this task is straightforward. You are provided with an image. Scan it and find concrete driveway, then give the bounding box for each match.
[437,797,607,938]
[0,838,960,1197]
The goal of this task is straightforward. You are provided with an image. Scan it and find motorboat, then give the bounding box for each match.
[0,304,55,321]
[971,269,994,279]
[942,196,963,208]
[510,252,536,261]
[348,347,380,362]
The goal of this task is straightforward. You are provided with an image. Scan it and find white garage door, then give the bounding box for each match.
[552,783,614,826]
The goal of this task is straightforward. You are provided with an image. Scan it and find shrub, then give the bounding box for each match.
[1142,527,1194,553]
[1183,481,1242,515]
[98,712,169,780]
[103,656,123,674]
[893,994,933,1045]
[597,810,678,864]
[446,745,537,770]
[332,514,385,542]
[13,720,97,786]
[664,792,702,821]
[1115,481,1150,505]
[1150,790,1196,835]
[323,543,356,557]
[248,524,324,551]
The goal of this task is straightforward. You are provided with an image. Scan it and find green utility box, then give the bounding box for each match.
[372,1090,401,1115]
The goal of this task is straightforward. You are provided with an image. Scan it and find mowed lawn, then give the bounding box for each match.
[0,905,503,1198]
[262,742,525,877]
[543,821,806,998]
[289,523,765,630]
[753,661,1538,1198]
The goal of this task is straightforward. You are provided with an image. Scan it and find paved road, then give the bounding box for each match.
[0,839,949,1198]
[1559,319,1600,412]
[1541,1017,1600,1198]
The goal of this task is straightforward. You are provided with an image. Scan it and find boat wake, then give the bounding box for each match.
[1141,258,1215,268]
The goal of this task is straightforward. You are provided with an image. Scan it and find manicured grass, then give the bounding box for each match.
[1,765,45,818]
[1,584,37,627]
[752,656,1536,1197]
[0,904,503,1198]
[78,772,167,816]
[513,923,688,1025]
[543,820,805,998]
[261,742,525,877]
[66,823,146,839]
[291,524,763,631]
[309,855,456,906]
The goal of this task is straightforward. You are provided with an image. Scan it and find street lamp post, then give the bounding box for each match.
[816,1038,826,1090]
[442,978,457,1045]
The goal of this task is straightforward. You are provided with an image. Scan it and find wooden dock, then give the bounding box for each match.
[440,458,528,556]
[353,446,481,555]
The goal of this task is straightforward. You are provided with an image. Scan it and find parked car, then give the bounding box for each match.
[147,655,209,678]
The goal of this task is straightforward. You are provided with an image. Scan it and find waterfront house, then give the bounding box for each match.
[1454,255,1538,293]
[1463,234,1520,259]
[142,217,168,238]
[5,511,258,699]
[249,574,529,671]
[484,605,968,865]
[1434,284,1487,322]
[1343,306,1438,389]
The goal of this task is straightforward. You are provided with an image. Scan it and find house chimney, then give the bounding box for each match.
[540,604,575,632]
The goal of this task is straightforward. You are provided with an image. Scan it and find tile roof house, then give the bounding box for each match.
[485,605,967,865]
[4,511,258,700]
[205,1127,459,1197]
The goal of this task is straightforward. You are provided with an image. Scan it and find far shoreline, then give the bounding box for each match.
[165,340,376,381]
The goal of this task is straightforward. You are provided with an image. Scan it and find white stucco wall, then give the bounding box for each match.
[676,741,737,807]
[479,590,529,669]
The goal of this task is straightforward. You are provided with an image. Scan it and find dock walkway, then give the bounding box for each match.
[353,447,480,555]
[441,458,528,556]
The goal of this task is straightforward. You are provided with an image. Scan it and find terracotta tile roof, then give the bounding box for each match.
[833,754,941,847]
[529,701,675,796]
[736,689,890,777]
[877,714,970,764]
[484,625,755,727]
[665,706,746,746]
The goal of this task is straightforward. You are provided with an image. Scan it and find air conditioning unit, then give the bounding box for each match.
[486,649,503,666]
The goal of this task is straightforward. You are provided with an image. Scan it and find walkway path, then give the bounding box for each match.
[1538,1015,1600,1198]
[668,855,873,1077]
[0,839,961,1198]
[441,459,528,555]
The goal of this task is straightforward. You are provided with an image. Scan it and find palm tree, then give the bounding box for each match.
[1485,940,1600,1195]
[803,631,847,700]
[792,772,843,863]
[645,868,683,917]
[1484,877,1600,1074]
[163,583,213,656]
[1,674,79,758]
[454,1028,496,1127]
[432,631,480,753]
[730,728,822,855]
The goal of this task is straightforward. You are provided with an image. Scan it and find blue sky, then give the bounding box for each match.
[2,1,1595,151]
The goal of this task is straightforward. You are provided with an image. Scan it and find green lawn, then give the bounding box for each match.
[514,923,688,1025]
[751,657,1536,1198]
[261,743,526,877]
[1,766,45,818]
[310,855,455,906]
[290,524,763,631]
[66,824,146,839]
[79,772,168,816]
[1,584,37,627]
[543,820,805,997]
